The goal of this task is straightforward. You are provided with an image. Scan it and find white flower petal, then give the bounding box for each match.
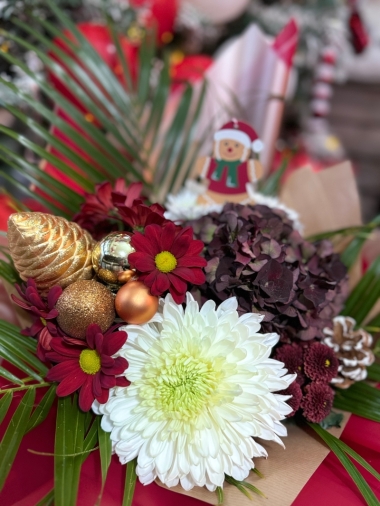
[97,292,295,491]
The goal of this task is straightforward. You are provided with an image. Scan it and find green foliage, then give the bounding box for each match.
[310,424,380,506]
[0,388,36,489]
[319,410,344,430]
[98,421,112,502]
[216,486,224,505]
[123,458,137,506]
[258,155,289,196]
[0,0,205,215]
[340,214,380,268]
[0,320,48,382]
[333,382,380,423]
[367,363,380,382]
[341,256,380,327]
[224,473,265,500]
[54,394,87,506]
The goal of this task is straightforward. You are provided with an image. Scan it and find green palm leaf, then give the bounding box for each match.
[0,1,205,209]
[341,256,380,326]
[310,424,380,506]
[0,388,36,489]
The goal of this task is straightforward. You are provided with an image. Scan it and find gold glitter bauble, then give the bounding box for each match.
[56,280,115,339]
[115,280,158,324]
[92,232,135,286]
[7,212,94,295]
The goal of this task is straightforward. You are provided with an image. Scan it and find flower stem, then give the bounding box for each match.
[0,382,51,394]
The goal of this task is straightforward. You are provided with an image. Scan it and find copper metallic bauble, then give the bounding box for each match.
[56,280,115,339]
[92,232,135,286]
[7,212,94,295]
[115,280,158,324]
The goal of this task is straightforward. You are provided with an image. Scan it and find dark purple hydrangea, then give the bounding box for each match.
[189,203,348,341]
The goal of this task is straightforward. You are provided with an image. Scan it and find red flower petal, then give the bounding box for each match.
[102,330,128,356]
[129,253,156,272]
[47,286,63,309]
[29,319,44,337]
[173,266,205,284]
[116,376,130,387]
[144,224,163,252]
[95,332,103,352]
[170,236,191,258]
[168,285,186,304]
[151,273,170,295]
[167,273,187,294]
[79,375,95,411]
[86,324,102,349]
[10,294,32,310]
[96,387,110,405]
[101,355,114,368]
[92,372,102,398]
[49,338,82,357]
[47,360,81,382]
[102,356,128,375]
[56,371,87,397]
[160,222,176,251]
[45,351,70,363]
[100,373,116,389]
[177,256,207,267]
[185,239,205,256]
[140,270,158,290]
[130,232,153,254]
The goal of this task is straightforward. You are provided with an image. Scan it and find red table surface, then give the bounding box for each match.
[0,381,379,506]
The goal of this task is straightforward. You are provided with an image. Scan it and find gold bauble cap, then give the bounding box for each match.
[7,212,94,295]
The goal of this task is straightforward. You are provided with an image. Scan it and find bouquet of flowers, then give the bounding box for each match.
[0,3,379,506]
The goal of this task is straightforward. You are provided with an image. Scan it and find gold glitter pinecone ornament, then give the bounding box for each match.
[323,316,375,389]
[7,212,94,295]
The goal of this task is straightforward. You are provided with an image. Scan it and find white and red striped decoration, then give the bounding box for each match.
[310,45,337,118]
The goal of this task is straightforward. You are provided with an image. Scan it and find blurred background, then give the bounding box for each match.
[0,0,379,222]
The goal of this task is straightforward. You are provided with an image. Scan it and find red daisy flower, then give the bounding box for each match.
[115,199,168,231]
[128,222,207,304]
[11,279,62,359]
[74,179,143,238]
[46,324,129,411]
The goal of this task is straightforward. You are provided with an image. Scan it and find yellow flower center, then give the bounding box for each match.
[325,359,331,367]
[79,349,101,375]
[40,317,47,326]
[140,352,220,422]
[155,251,177,273]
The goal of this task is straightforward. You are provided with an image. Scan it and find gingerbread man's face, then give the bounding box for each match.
[217,139,247,161]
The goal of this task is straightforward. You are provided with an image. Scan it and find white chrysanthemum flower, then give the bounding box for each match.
[94,293,296,491]
[165,181,223,222]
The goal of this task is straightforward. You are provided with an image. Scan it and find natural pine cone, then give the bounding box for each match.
[8,212,94,295]
[322,316,375,389]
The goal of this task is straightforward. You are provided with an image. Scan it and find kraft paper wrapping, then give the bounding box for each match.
[158,413,349,506]
[279,161,362,238]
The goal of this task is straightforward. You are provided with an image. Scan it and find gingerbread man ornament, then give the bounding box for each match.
[194,119,264,204]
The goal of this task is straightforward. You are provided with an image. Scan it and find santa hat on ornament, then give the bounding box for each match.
[214,119,264,154]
